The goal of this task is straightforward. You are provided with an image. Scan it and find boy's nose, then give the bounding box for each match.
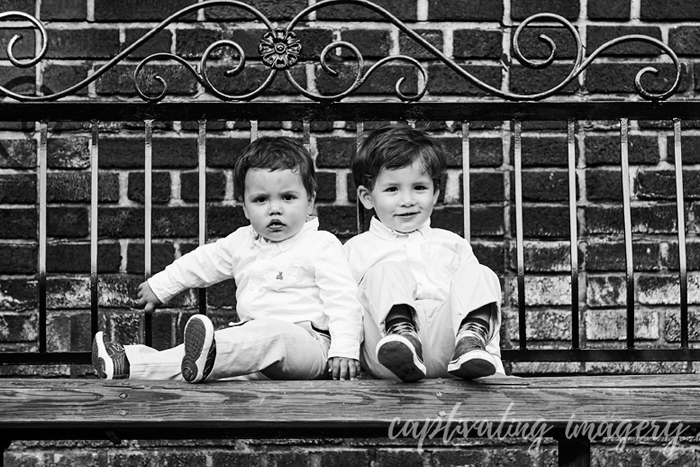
[269,201,282,215]
[399,192,415,206]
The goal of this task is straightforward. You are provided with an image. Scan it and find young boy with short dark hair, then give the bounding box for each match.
[345,125,503,382]
[93,136,363,382]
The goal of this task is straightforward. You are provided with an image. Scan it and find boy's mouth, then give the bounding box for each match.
[396,212,418,218]
[268,219,285,229]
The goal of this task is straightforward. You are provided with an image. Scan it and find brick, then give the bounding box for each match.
[0,65,35,96]
[47,243,121,273]
[128,172,172,204]
[398,29,443,60]
[472,242,506,274]
[584,205,678,235]
[0,1,33,14]
[98,276,146,309]
[206,279,237,308]
[586,169,622,201]
[124,29,174,60]
[641,0,700,20]
[585,135,659,165]
[649,447,696,467]
[664,240,700,271]
[426,64,502,97]
[670,27,700,56]
[317,137,355,168]
[98,207,143,238]
[431,449,490,466]
[47,311,93,352]
[126,242,175,275]
[99,137,198,169]
[430,0,502,20]
[441,138,503,168]
[586,62,687,95]
[586,275,626,307]
[665,309,700,342]
[586,309,659,340]
[207,206,249,238]
[508,309,572,341]
[48,207,88,237]
[0,174,35,203]
[591,447,645,465]
[204,0,308,20]
[508,241,572,272]
[211,451,268,467]
[47,173,119,203]
[586,241,660,271]
[518,170,570,202]
[511,0,580,20]
[206,138,249,168]
[668,135,700,164]
[508,275,571,306]
[586,361,688,374]
[511,205,571,238]
[41,0,87,20]
[0,312,37,342]
[316,0,417,21]
[512,27,579,60]
[316,171,336,202]
[636,169,700,200]
[0,244,35,274]
[180,171,227,202]
[97,64,198,97]
[510,63,581,95]
[0,208,36,239]
[638,273,700,305]
[0,29,35,60]
[461,172,504,203]
[176,27,232,59]
[519,136,570,167]
[587,26,663,56]
[47,138,89,169]
[316,63,417,97]
[45,28,120,59]
[376,449,426,467]
[340,29,391,59]
[454,30,503,59]
[317,450,371,467]
[47,278,90,308]
[317,205,360,239]
[202,64,306,97]
[42,63,89,96]
[588,0,630,20]
[94,0,197,21]
[0,279,36,310]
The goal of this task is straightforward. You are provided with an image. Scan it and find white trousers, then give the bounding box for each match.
[358,261,504,379]
[124,318,331,381]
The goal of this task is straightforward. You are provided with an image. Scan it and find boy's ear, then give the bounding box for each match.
[357,185,374,210]
[242,202,250,220]
[307,191,316,215]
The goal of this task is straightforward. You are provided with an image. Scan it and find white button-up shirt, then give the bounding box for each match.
[148,218,363,360]
[344,217,478,302]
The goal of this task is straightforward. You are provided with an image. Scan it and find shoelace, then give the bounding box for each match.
[386,320,417,336]
[456,320,489,344]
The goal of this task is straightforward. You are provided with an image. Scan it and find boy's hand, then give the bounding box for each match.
[327,357,360,380]
[137,281,162,313]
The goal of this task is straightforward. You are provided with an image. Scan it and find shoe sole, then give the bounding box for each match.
[92,331,113,380]
[447,348,497,380]
[376,335,426,382]
[182,315,216,383]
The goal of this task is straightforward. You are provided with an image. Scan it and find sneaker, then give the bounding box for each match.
[92,331,130,380]
[181,314,216,383]
[447,334,497,380]
[376,321,426,382]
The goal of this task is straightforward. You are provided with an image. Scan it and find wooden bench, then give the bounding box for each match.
[0,2,698,466]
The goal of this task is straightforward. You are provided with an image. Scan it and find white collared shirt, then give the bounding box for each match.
[148,218,362,360]
[344,216,478,301]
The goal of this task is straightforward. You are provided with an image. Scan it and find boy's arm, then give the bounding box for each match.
[314,234,363,362]
[145,233,239,305]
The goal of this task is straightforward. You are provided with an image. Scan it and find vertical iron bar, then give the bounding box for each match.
[356,121,364,234]
[144,120,153,346]
[198,120,207,316]
[673,118,688,348]
[620,118,635,349]
[303,118,311,153]
[250,120,258,142]
[568,120,579,350]
[38,122,47,353]
[90,121,99,337]
[462,122,470,242]
[514,121,526,349]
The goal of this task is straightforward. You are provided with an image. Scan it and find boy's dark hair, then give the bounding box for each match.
[351,124,447,191]
[233,136,316,201]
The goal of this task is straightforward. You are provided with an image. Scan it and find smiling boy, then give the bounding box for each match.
[93,136,362,383]
[345,125,504,382]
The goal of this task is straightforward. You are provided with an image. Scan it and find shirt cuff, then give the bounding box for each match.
[327,337,361,361]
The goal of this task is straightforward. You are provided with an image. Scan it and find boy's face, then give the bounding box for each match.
[357,160,439,233]
[242,168,315,242]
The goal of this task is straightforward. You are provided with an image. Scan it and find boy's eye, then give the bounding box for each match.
[415,185,428,191]
[253,197,266,203]
[283,194,297,201]
[384,187,398,192]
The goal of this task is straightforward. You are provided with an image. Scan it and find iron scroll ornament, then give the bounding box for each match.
[0,0,682,102]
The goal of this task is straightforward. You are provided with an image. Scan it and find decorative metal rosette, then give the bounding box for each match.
[259,28,302,70]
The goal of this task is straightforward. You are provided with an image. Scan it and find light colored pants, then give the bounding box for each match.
[359,261,504,379]
[124,318,331,381]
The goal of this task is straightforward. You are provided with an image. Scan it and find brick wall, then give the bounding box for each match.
[1,0,699,464]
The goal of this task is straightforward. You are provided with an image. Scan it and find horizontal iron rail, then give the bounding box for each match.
[1,101,700,122]
[3,349,700,365]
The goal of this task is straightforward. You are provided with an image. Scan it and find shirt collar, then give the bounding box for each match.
[368,216,431,240]
[251,217,319,250]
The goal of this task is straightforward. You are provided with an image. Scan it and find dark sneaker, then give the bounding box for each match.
[181,315,216,383]
[447,335,497,380]
[92,331,130,380]
[376,321,426,382]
